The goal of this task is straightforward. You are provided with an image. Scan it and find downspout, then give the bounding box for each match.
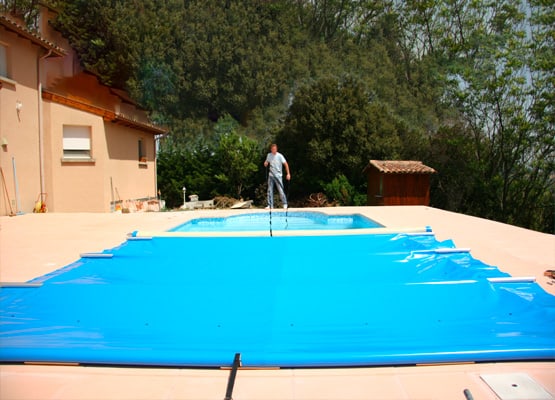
[154,134,160,203]
[37,49,52,198]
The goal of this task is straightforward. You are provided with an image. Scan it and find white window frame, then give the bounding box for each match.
[62,125,94,162]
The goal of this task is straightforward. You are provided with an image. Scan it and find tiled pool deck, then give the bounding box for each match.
[1,206,554,399]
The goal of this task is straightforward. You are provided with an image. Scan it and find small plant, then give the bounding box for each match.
[323,175,355,206]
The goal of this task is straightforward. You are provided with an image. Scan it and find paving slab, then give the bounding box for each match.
[1,206,554,400]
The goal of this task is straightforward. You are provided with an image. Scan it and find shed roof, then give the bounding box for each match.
[365,160,436,174]
[0,14,66,56]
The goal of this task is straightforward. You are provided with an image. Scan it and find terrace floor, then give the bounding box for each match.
[1,206,554,400]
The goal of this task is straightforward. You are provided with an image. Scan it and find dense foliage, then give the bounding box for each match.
[5,0,553,232]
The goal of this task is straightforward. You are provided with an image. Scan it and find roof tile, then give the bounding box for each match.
[367,160,436,174]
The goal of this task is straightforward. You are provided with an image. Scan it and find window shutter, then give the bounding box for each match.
[63,126,91,150]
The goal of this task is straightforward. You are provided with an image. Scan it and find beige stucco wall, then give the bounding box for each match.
[43,101,107,212]
[105,124,156,206]
[0,28,42,215]
[43,101,156,212]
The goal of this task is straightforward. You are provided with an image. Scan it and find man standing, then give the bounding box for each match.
[264,144,291,209]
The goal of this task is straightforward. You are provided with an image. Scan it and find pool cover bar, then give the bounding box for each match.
[131,225,431,238]
[1,231,554,368]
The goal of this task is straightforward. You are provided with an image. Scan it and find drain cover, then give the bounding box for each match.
[480,373,554,400]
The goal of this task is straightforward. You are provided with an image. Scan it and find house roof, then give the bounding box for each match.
[109,87,146,109]
[365,160,436,174]
[42,90,168,135]
[0,14,66,56]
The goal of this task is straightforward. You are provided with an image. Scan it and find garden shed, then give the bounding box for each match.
[363,160,436,206]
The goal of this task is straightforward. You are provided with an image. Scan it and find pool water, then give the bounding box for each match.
[1,216,554,368]
[169,211,382,232]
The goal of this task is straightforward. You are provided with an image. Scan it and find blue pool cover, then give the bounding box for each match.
[1,231,555,367]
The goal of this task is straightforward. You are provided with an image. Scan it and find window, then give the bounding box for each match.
[0,43,9,78]
[63,125,92,160]
[138,138,146,162]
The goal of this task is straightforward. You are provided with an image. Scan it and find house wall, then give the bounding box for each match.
[367,171,431,206]
[1,11,161,216]
[0,27,42,215]
[43,101,156,212]
[38,6,77,83]
[43,101,106,212]
[105,123,156,208]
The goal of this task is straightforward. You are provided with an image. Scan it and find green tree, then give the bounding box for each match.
[420,0,554,232]
[295,0,370,43]
[160,0,303,124]
[157,136,219,209]
[277,75,403,198]
[44,0,552,231]
[52,0,134,87]
[452,1,546,227]
[323,174,361,206]
[213,116,260,198]
[1,0,40,27]
[428,124,482,213]
[523,0,555,232]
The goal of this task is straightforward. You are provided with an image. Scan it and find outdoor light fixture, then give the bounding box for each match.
[16,100,22,121]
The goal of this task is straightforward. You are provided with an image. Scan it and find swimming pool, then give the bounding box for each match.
[169,211,382,232]
[1,214,554,368]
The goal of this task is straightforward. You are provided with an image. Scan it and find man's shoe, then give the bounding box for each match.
[265,206,271,210]
[283,205,288,209]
